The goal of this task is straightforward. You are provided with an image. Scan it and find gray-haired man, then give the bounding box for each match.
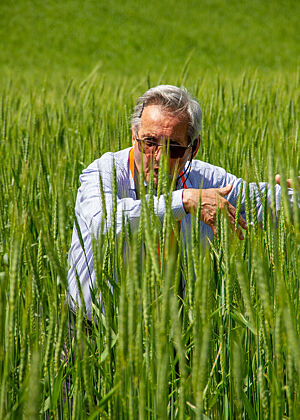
[68,84,293,319]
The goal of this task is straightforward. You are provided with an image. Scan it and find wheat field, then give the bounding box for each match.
[0,72,299,418]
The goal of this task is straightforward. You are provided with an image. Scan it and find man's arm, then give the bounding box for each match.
[182,184,247,240]
[182,161,297,240]
[76,153,187,237]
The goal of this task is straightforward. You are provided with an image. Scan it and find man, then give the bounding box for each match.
[68,84,293,320]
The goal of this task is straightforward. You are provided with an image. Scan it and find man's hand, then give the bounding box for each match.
[275,174,299,188]
[182,184,247,240]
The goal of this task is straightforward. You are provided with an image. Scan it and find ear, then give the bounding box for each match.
[132,127,135,146]
[191,135,201,159]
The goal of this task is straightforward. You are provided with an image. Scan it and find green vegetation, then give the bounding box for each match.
[1,0,299,83]
[1,75,299,418]
[0,0,299,418]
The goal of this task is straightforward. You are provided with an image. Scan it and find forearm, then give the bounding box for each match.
[79,189,187,237]
[228,180,296,223]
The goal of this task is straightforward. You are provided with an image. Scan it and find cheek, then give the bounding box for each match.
[133,143,152,174]
[143,154,154,172]
[133,143,142,171]
[169,157,185,174]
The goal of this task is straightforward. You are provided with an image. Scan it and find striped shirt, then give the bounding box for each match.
[68,147,285,319]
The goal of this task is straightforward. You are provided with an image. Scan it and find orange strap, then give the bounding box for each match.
[128,148,187,189]
[129,148,135,180]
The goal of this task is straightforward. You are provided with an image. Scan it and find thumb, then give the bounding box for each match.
[218,183,233,196]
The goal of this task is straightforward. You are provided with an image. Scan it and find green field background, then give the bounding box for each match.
[1,0,300,83]
[1,1,300,418]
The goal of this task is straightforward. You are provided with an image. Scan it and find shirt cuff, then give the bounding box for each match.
[171,189,187,220]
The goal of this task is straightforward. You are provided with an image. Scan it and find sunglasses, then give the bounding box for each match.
[135,136,194,159]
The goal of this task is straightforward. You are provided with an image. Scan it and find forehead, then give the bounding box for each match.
[139,105,189,142]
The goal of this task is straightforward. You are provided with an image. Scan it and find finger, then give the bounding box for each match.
[225,206,238,228]
[232,226,244,240]
[218,183,233,197]
[216,204,245,239]
[275,174,295,188]
[220,205,241,237]
[238,214,248,230]
[225,202,248,231]
[219,197,248,233]
[220,202,237,231]
[220,210,245,240]
[210,225,218,237]
[224,210,245,239]
[236,226,245,240]
[275,174,281,184]
[225,201,237,218]
[227,202,248,230]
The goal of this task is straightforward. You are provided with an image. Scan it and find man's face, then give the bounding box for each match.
[132,105,191,187]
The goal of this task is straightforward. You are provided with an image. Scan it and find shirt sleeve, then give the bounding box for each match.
[75,153,187,237]
[190,160,295,223]
[220,171,294,222]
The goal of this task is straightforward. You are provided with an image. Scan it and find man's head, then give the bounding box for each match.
[131,85,202,186]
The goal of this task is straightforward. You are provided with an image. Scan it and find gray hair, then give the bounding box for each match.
[131,85,202,141]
